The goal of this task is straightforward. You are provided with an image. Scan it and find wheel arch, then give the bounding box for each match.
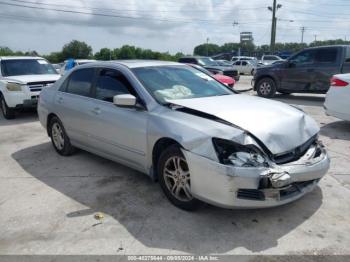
[46,113,59,137]
[151,137,183,181]
[254,75,278,91]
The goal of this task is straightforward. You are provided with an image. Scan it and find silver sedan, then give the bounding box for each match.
[38,60,330,210]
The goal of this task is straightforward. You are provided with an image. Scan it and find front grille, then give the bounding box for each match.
[272,135,317,165]
[237,189,265,201]
[280,180,317,199]
[27,81,55,93]
[238,179,318,201]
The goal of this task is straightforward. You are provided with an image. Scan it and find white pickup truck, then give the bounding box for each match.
[0,56,60,119]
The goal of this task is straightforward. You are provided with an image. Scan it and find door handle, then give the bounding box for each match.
[91,107,101,115]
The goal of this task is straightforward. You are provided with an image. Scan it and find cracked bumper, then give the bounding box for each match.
[183,149,330,209]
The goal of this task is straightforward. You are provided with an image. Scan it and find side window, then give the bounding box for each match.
[290,50,315,65]
[346,47,350,63]
[66,68,94,97]
[95,69,134,102]
[235,61,241,66]
[314,48,337,63]
[242,61,248,66]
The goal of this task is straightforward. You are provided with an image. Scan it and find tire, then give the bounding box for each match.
[251,69,255,75]
[49,116,76,156]
[256,78,277,98]
[157,145,203,211]
[0,94,16,119]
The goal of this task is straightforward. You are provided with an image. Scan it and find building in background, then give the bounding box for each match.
[240,32,254,45]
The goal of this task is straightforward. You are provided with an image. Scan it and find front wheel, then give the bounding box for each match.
[49,116,76,156]
[0,94,15,119]
[256,78,277,98]
[158,145,203,211]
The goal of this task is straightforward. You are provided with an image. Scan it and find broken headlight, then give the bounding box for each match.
[213,138,268,167]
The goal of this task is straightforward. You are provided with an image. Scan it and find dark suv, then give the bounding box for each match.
[178,56,240,81]
[253,45,350,97]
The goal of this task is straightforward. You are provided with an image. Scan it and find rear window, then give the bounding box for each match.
[66,68,94,97]
[1,59,58,77]
[264,56,279,60]
[345,47,350,63]
[314,48,338,63]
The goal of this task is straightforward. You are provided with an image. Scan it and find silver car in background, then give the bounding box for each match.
[38,60,330,210]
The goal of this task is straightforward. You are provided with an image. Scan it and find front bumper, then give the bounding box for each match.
[3,89,39,108]
[183,147,330,209]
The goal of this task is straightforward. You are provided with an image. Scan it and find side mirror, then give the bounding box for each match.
[113,94,137,107]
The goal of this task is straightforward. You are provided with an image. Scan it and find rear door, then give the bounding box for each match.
[311,47,339,92]
[54,68,96,146]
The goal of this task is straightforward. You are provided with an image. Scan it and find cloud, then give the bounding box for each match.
[0,0,349,54]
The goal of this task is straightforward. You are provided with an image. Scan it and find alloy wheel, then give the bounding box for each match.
[163,156,193,202]
[51,122,65,150]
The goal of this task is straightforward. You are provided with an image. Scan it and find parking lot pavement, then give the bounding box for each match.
[0,78,350,255]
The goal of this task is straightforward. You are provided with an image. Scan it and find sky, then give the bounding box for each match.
[0,0,350,55]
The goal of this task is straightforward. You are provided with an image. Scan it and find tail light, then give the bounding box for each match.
[330,77,348,87]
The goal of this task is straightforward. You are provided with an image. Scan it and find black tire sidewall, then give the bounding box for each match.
[257,78,276,98]
[0,94,15,119]
[157,145,202,211]
[49,116,75,156]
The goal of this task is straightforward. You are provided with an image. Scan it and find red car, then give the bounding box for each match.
[187,64,235,88]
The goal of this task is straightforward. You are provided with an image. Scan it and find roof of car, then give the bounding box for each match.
[91,60,184,69]
[0,56,45,60]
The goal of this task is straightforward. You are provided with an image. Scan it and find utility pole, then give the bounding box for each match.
[268,1,282,53]
[300,27,306,43]
[206,37,209,57]
[314,34,317,42]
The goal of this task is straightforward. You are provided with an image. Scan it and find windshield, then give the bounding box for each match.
[197,57,219,66]
[1,59,58,76]
[133,66,233,104]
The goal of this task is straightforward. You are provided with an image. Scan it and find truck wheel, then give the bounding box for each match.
[257,78,276,98]
[158,145,203,211]
[0,94,15,119]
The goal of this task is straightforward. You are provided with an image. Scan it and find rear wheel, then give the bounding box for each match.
[257,78,277,98]
[0,94,15,119]
[49,116,76,156]
[158,145,203,211]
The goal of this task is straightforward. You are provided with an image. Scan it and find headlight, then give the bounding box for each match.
[212,138,268,167]
[6,82,22,91]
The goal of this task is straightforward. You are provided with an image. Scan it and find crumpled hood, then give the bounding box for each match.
[170,94,320,154]
[2,74,60,84]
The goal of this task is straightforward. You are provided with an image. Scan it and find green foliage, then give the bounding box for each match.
[61,40,93,60]
[193,43,221,56]
[93,45,185,61]
[309,39,350,47]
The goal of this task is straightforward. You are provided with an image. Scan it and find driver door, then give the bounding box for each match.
[87,67,148,170]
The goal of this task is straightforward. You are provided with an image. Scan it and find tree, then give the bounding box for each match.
[61,40,93,60]
[95,48,113,60]
[194,43,220,56]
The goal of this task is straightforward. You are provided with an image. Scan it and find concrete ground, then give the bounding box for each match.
[0,75,349,255]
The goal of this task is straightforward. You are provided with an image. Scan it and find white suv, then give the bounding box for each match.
[0,56,60,119]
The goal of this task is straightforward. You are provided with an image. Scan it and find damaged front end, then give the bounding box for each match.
[183,135,329,208]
